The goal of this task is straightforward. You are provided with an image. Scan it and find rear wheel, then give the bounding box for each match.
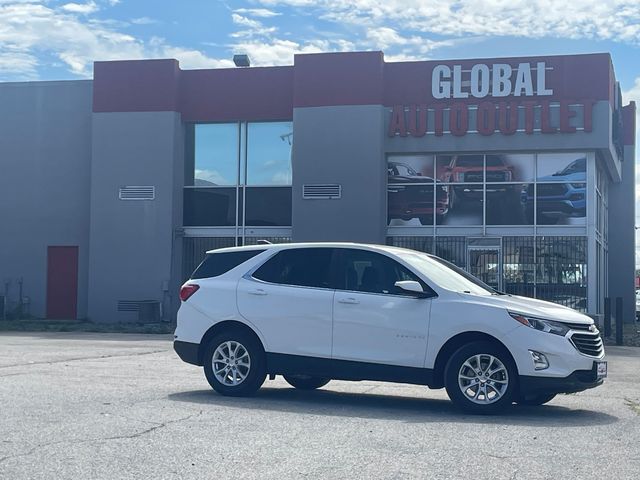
[516,394,556,406]
[203,330,266,397]
[284,375,330,390]
[444,341,517,414]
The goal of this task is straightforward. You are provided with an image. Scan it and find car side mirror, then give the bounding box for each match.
[394,280,431,298]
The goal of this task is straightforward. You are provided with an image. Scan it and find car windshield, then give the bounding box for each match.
[485,156,505,167]
[394,250,495,296]
[554,158,585,176]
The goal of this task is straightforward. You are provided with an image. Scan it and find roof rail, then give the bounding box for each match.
[256,239,272,245]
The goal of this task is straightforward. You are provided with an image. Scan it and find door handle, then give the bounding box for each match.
[338,297,359,304]
[248,289,267,296]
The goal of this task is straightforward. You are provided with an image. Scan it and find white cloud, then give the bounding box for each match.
[61,2,98,14]
[194,169,230,186]
[233,8,281,18]
[130,17,158,25]
[232,38,354,66]
[0,2,231,78]
[258,0,640,44]
[230,13,277,38]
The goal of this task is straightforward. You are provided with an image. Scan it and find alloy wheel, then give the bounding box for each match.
[212,340,251,386]
[457,353,509,405]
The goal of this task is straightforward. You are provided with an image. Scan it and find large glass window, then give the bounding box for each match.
[388,152,585,227]
[247,122,293,185]
[184,188,238,226]
[190,123,238,186]
[245,187,292,226]
[184,121,293,229]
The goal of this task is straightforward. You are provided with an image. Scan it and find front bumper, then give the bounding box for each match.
[519,361,604,397]
[174,340,201,366]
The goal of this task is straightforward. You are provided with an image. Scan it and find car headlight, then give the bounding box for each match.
[508,312,570,336]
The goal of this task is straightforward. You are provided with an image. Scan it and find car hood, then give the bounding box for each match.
[538,172,586,182]
[459,293,593,325]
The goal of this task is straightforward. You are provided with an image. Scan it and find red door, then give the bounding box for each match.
[46,246,79,319]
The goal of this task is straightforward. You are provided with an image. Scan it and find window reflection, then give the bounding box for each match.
[192,124,238,186]
[247,122,292,185]
[184,188,239,226]
[245,187,292,226]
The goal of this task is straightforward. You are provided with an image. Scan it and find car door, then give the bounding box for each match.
[332,248,433,368]
[237,247,336,359]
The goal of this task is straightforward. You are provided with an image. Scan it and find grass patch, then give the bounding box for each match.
[624,398,640,416]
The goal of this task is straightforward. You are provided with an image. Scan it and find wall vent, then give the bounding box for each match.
[117,300,140,312]
[119,186,155,200]
[302,184,341,199]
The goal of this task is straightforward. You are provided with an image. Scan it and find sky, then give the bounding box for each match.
[1,0,639,257]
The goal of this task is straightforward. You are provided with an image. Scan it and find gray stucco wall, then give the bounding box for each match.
[608,143,636,323]
[88,112,183,323]
[0,81,92,319]
[292,105,386,243]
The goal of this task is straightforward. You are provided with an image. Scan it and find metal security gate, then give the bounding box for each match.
[467,247,502,291]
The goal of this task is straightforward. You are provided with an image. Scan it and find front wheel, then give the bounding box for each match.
[516,394,556,406]
[203,330,266,397]
[444,341,517,414]
[284,375,330,390]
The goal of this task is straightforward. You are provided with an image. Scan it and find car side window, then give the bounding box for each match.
[252,248,335,289]
[338,249,431,296]
[191,250,265,279]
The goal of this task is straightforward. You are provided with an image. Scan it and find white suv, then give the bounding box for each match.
[174,243,606,414]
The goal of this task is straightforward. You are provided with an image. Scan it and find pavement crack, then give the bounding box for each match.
[0,411,202,465]
[0,349,169,369]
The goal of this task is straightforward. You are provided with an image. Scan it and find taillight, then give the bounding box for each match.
[180,284,199,302]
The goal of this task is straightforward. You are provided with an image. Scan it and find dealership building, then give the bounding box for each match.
[0,51,636,324]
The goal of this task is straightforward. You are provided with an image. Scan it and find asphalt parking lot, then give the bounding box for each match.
[0,333,639,480]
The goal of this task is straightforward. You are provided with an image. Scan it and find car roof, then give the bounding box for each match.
[205,242,425,256]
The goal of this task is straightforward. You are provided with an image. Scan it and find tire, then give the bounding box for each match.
[203,329,266,397]
[283,375,330,390]
[444,341,518,414]
[516,394,556,406]
[418,215,432,226]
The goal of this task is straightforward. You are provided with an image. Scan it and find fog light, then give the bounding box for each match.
[529,350,549,370]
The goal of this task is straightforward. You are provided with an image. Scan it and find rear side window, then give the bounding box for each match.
[191,250,264,279]
[253,248,335,289]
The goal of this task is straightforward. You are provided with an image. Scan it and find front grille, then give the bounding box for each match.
[565,322,593,331]
[463,171,483,182]
[537,183,567,196]
[486,171,507,182]
[570,331,604,357]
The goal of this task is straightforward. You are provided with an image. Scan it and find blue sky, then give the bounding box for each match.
[1,0,639,254]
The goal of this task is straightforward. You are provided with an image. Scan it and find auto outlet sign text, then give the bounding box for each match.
[388,62,595,137]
